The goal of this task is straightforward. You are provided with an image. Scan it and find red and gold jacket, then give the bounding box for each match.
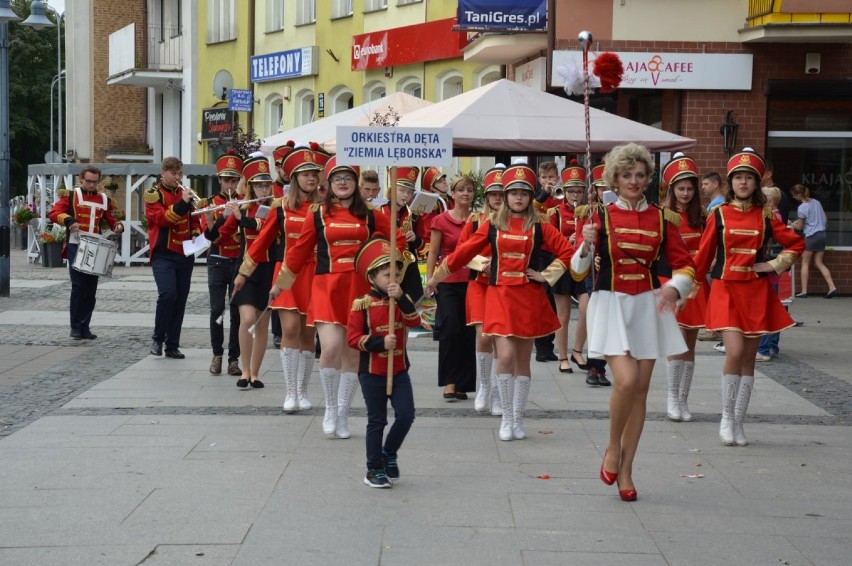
[49,187,122,235]
[547,201,578,241]
[435,216,575,287]
[239,198,311,277]
[458,212,493,285]
[212,200,273,263]
[347,289,421,376]
[656,208,705,278]
[693,201,803,283]
[572,198,695,297]
[275,204,405,289]
[202,193,241,259]
[273,179,287,199]
[379,204,430,259]
[144,182,201,258]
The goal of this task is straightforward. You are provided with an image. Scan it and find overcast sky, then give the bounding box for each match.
[48,0,65,15]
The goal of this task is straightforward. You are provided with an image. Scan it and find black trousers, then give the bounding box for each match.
[436,282,476,392]
[66,243,99,335]
[207,256,240,361]
[152,251,194,350]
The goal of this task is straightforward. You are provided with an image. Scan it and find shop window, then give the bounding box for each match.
[475,65,500,87]
[296,0,316,25]
[329,87,354,114]
[296,90,315,125]
[265,0,284,32]
[365,0,388,12]
[364,81,386,102]
[398,77,421,99]
[266,96,284,136]
[207,0,236,43]
[437,72,463,101]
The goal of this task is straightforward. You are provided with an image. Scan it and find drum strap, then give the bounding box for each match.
[74,188,108,233]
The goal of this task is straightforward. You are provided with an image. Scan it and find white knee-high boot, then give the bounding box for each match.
[666,360,684,421]
[297,350,315,410]
[679,361,695,422]
[733,375,754,446]
[336,371,359,439]
[496,374,514,441]
[281,348,300,413]
[474,352,493,413]
[720,374,741,446]
[512,376,531,440]
[490,362,502,416]
[320,368,340,438]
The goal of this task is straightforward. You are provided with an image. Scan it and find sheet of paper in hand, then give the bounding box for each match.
[408,191,442,216]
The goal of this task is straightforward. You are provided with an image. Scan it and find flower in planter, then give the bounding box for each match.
[38,226,66,245]
[14,205,36,226]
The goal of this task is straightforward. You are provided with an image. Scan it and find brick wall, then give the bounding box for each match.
[90,1,147,163]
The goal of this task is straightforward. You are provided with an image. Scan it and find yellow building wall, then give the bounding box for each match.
[611,0,746,42]
[195,0,252,163]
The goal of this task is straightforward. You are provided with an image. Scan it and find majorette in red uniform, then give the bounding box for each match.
[457,164,505,414]
[202,150,244,377]
[274,155,406,439]
[48,167,124,340]
[428,164,576,442]
[215,154,276,389]
[692,148,804,447]
[240,144,322,412]
[347,237,421,487]
[571,143,695,502]
[546,160,590,375]
[272,141,295,198]
[656,152,709,423]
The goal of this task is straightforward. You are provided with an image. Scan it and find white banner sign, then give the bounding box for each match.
[551,51,753,91]
[336,126,453,166]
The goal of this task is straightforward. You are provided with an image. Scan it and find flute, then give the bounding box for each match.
[191,197,268,216]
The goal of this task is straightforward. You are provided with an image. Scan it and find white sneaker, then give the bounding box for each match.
[713,342,726,353]
[755,353,771,362]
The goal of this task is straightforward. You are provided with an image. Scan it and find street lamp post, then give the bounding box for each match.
[50,69,65,163]
[0,0,54,297]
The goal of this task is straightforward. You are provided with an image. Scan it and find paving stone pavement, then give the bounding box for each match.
[1,249,850,565]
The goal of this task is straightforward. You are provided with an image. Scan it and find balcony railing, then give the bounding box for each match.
[748,0,775,20]
[747,0,852,27]
[109,23,182,77]
[146,25,182,71]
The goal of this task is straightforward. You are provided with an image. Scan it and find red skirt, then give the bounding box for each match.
[308,270,370,327]
[482,283,560,339]
[465,279,487,326]
[705,278,794,337]
[271,260,315,315]
[659,276,708,329]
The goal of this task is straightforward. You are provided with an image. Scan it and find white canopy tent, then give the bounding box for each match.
[261,92,433,155]
[396,79,696,155]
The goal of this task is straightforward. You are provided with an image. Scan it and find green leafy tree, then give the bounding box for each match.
[8,0,63,196]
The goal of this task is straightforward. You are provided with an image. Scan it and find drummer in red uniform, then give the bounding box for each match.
[546,160,589,374]
[202,150,244,376]
[657,153,708,422]
[48,165,124,340]
[693,148,804,447]
[456,164,504,414]
[272,156,405,440]
[427,164,575,442]
[573,143,695,502]
[237,145,321,411]
[145,157,201,359]
[216,154,276,389]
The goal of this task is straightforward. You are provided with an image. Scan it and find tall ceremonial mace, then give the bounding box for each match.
[386,167,399,395]
[579,30,597,276]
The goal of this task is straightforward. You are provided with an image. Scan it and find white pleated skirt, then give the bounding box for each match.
[586,290,687,360]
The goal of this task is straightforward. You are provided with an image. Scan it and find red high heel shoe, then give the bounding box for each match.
[619,488,637,502]
[600,450,618,485]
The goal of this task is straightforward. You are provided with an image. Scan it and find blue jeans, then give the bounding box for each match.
[359,371,415,471]
[759,280,781,356]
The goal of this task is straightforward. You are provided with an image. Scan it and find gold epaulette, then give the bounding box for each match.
[143,187,162,204]
[365,201,376,211]
[467,212,479,223]
[271,197,285,209]
[574,204,590,219]
[546,207,558,218]
[308,203,322,213]
[57,188,69,198]
[763,205,774,219]
[351,295,373,312]
[109,197,119,209]
[662,207,681,228]
[195,197,209,209]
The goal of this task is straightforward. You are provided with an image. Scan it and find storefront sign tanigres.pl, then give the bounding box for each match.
[457,0,547,31]
[551,51,753,91]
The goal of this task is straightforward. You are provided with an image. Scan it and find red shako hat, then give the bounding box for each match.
[282,145,322,179]
[242,154,273,183]
[310,142,333,168]
[355,237,396,280]
[591,162,606,187]
[502,164,536,193]
[727,147,766,179]
[273,141,295,165]
[324,155,360,181]
[483,164,506,193]
[662,153,699,186]
[216,150,243,178]
[421,167,446,191]
[395,166,419,189]
[560,159,586,187]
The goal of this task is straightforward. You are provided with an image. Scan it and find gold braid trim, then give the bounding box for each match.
[663,207,681,228]
[274,264,297,290]
[143,188,162,204]
[574,204,590,219]
[763,205,774,219]
[308,203,322,213]
[271,197,285,209]
[239,254,257,278]
[351,295,372,312]
[768,251,797,274]
[541,259,567,286]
